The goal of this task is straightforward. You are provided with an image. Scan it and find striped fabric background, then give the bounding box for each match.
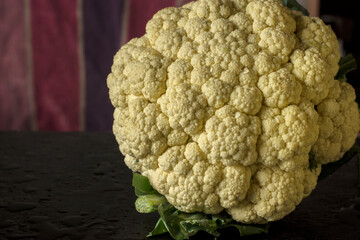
[0,0,193,131]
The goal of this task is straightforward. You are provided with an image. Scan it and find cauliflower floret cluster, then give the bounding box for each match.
[107,0,360,223]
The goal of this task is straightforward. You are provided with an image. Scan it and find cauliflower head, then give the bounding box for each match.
[107,0,360,224]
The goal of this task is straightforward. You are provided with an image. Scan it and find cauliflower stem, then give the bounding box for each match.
[132,173,269,239]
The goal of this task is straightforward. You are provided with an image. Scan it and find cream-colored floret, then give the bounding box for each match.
[258,27,296,63]
[167,59,192,86]
[291,48,333,105]
[216,165,252,208]
[229,85,263,115]
[246,0,296,33]
[227,166,320,223]
[198,106,261,166]
[229,12,252,34]
[312,81,360,164]
[257,101,319,171]
[107,37,170,103]
[147,143,251,214]
[188,0,235,20]
[107,0,358,224]
[295,15,340,72]
[257,68,302,108]
[124,155,159,176]
[158,83,208,135]
[253,51,281,75]
[201,78,233,108]
[113,97,167,160]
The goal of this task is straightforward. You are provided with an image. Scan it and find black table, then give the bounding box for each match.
[0,132,359,240]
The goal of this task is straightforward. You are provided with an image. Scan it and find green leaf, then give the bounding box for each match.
[147,218,169,237]
[282,0,309,16]
[132,172,158,196]
[157,204,218,239]
[158,204,189,240]
[155,204,268,240]
[212,212,269,237]
[135,194,167,213]
[229,224,269,237]
[318,146,360,181]
[212,211,233,227]
[336,54,357,82]
[180,219,219,237]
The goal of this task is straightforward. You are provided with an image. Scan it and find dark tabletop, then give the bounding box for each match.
[0,132,359,240]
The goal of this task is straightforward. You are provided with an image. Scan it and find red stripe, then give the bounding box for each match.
[0,0,31,130]
[31,0,80,131]
[127,0,177,41]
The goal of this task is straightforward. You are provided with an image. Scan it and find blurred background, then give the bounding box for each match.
[0,0,359,131]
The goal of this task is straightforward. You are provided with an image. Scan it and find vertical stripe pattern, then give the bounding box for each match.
[77,0,86,131]
[0,0,31,130]
[24,0,37,130]
[120,0,130,47]
[83,0,125,131]
[0,0,199,131]
[30,0,80,131]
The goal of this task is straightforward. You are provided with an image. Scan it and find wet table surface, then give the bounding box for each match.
[0,132,359,240]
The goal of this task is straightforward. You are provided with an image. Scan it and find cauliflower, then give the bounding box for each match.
[107,0,360,224]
